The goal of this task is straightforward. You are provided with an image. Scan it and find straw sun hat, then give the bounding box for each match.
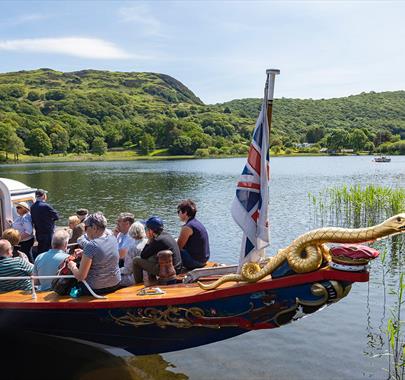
[15,201,30,212]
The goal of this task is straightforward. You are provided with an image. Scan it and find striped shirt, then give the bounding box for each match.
[83,234,121,289]
[0,257,34,292]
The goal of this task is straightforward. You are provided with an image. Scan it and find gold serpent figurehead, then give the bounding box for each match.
[198,213,405,291]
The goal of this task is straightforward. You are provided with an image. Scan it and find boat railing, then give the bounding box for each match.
[0,275,106,300]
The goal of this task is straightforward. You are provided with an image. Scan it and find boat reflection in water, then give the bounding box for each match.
[1,330,187,380]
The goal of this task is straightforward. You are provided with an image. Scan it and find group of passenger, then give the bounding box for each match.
[0,189,210,295]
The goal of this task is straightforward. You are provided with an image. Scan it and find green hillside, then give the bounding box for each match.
[0,68,404,160]
[221,92,405,152]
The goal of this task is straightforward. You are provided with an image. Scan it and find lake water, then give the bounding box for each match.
[0,155,404,380]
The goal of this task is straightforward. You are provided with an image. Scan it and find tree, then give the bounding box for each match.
[139,133,155,155]
[26,128,52,156]
[306,125,324,143]
[169,135,194,155]
[27,91,41,101]
[349,129,369,152]
[103,123,123,147]
[7,134,26,161]
[91,137,107,155]
[0,123,14,154]
[326,129,349,152]
[70,137,89,154]
[364,141,375,153]
[45,90,65,101]
[50,124,69,154]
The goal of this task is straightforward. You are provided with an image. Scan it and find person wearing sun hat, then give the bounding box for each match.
[132,216,182,284]
[10,201,35,262]
[30,188,59,258]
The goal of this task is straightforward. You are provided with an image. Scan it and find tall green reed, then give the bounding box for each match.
[309,184,405,228]
[386,273,404,379]
[309,184,405,378]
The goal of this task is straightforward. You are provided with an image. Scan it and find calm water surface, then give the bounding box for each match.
[0,155,404,380]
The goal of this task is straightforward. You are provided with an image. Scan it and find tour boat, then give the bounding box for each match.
[0,266,370,355]
[1,70,404,356]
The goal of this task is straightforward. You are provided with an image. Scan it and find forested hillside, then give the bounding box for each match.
[0,68,404,159]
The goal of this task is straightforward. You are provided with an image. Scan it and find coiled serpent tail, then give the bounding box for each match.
[198,213,405,290]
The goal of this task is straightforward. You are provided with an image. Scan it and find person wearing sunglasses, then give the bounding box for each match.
[9,202,34,262]
[67,212,121,296]
[177,199,210,270]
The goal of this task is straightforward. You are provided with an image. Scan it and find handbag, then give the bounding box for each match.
[51,255,80,296]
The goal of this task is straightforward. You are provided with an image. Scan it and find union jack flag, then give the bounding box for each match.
[231,97,271,270]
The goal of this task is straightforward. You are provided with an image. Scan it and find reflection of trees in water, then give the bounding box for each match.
[1,166,207,222]
[128,355,188,380]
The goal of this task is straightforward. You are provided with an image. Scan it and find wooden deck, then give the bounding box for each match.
[0,267,369,309]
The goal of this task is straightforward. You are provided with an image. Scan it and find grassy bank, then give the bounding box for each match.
[0,150,377,164]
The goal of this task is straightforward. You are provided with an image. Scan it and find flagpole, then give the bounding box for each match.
[265,69,280,138]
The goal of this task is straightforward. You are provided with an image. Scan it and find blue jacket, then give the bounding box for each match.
[30,200,59,235]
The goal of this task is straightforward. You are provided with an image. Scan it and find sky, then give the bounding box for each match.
[0,0,404,104]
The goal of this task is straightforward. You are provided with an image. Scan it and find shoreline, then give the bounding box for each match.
[0,151,393,165]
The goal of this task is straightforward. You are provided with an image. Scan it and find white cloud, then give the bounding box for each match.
[15,13,47,23]
[0,37,135,59]
[0,13,48,27]
[117,4,163,36]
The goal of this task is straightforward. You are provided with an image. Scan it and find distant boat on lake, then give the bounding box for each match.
[373,155,391,162]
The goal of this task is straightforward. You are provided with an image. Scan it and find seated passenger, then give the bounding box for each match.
[68,208,88,249]
[119,221,147,287]
[76,208,89,221]
[113,212,135,266]
[67,215,82,244]
[33,229,70,291]
[1,228,30,262]
[0,239,34,292]
[67,212,121,295]
[177,199,210,270]
[133,216,182,284]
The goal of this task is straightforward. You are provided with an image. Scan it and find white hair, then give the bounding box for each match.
[128,221,146,240]
[52,229,70,249]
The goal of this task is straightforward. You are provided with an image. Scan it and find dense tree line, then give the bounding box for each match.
[0,69,404,160]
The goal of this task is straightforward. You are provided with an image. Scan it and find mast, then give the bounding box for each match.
[265,69,280,139]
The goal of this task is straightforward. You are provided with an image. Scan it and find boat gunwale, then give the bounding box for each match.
[0,268,369,310]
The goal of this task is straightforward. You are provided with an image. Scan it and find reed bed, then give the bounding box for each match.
[309,184,405,265]
[309,184,405,378]
[309,184,405,228]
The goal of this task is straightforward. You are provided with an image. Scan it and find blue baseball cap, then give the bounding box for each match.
[145,216,164,232]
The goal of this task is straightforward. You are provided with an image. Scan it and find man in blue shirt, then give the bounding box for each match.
[33,229,69,291]
[113,212,135,267]
[30,189,59,258]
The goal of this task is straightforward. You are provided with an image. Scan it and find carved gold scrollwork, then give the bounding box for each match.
[109,304,256,329]
[272,281,352,326]
[297,281,350,308]
[110,306,206,329]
